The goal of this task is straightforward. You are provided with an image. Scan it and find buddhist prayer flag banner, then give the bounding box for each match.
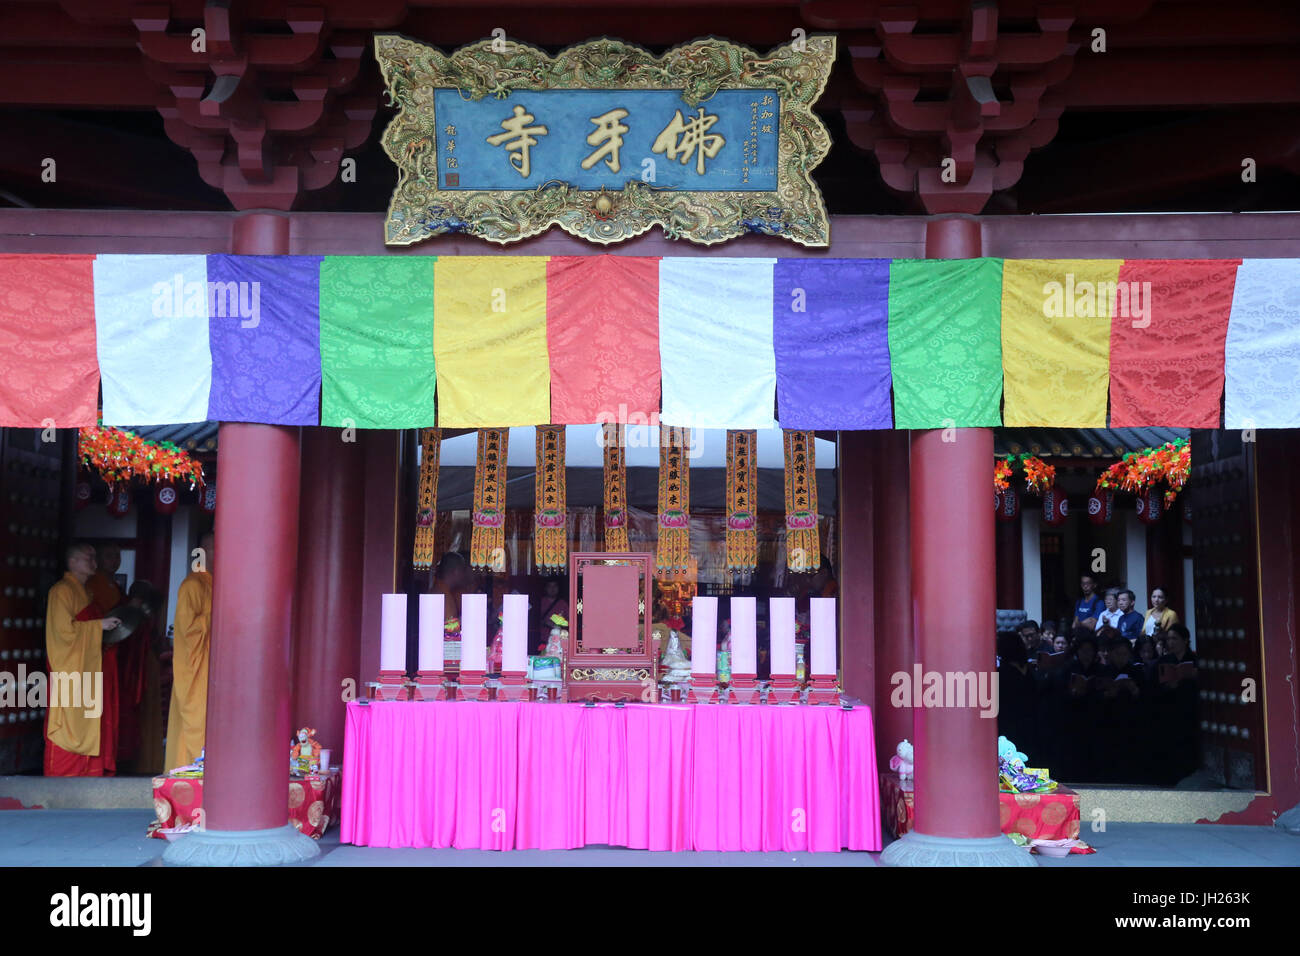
[1108,259,1239,428]
[0,254,99,427]
[206,254,322,426]
[888,258,1004,428]
[772,259,892,429]
[545,255,661,424]
[318,256,436,429]
[659,258,778,430]
[434,256,551,427]
[1000,259,1120,427]
[93,255,213,425]
[1224,259,1300,428]
[4,252,1295,432]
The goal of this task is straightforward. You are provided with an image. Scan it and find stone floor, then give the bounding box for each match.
[0,809,1297,866]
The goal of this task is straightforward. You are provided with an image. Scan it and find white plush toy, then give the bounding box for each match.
[889,739,915,781]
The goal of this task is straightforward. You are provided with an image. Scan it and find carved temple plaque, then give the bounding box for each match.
[567,552,655,701]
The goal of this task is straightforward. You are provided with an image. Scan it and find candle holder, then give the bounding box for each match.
[727,672,759,704]
[456,669,489,702]
[686,673,720,704]
[767,673,801,705]
[807,674,840,705]
[546,685,561,702]
[497,668,527,701]
[375,670,408,701]
[410,668,447,701]
[527,686,538,702]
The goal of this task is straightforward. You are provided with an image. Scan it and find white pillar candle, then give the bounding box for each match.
[418,593,444,672]
[379,593,407,672]
[460,593,488,672]
[502,593,529,672]
[691,596,718,675]
[770,597,796,675]
[810,598,837,675]
[730,597,756,673]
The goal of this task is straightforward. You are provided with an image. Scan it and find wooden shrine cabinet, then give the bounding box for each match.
[566,553,656,702]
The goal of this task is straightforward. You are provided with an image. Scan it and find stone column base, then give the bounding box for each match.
[162,824,321,867]
[881,831,1038,867]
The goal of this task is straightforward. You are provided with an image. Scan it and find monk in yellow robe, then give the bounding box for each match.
[44,543,121,776]
[165,532,214,771]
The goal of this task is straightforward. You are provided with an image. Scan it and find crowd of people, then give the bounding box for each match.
[997,574,1199,787]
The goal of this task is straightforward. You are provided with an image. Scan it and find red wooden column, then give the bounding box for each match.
[873,430,913,770]
[837,431,874,706]
[164,212,318,865]
[882,217,1033,866]
[291,428,364,760]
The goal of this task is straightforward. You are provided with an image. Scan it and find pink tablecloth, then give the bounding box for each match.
[341,701,881,852]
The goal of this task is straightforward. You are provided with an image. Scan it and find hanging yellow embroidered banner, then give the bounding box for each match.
[602,422,630,552]
[373,34,836,247]
[470,428,508,570]
[535,425,567,571]
[656,425,691,574]
[784,429,819,572]
[725,429,758,573]
[413,427,441,569]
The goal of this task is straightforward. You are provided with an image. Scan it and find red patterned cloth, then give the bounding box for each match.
[0,254,100,427]
[1108,259,1240,427]
[880,771,1081,841]
[150,771,339,840]
[544,255,661,425]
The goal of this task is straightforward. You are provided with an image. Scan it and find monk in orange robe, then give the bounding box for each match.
[85,542,124,617]
[44,543,121,777]
[165,533,214,771]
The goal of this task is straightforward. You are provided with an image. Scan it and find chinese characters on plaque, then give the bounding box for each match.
[376,34,835,245]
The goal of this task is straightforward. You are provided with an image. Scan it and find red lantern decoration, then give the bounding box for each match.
[154,482,179,515]
[995,486,1020,522]
[1087,490,1114,525]
[74,475,92,511]
[107,486,131,518]
[1136,487,1163,525]
[1042,486,1068,527]
[200,483,217,514]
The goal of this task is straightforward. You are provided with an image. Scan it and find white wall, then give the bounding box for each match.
[164,506,199,637]
[1021,509,1041,622]
[1124,516,1148,616]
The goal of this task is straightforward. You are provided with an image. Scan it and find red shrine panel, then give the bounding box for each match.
[567,553,655,702]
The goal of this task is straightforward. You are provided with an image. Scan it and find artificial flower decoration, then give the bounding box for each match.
[1020,456,1055,495]
[1094,438,1191,505]
[78,425,205,489]
[993,458,1013,492]
[993,454,1054,494]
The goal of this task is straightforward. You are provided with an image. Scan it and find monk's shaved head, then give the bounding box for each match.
[65,542,95,567]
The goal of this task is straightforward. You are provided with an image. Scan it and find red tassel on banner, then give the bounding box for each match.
[107,486,131,518]
[1136,486,1163,525]
[1042,486,1068,527]
[995,486,1019,522]
[1087,490,1114,525]
[74,473,92,511]
[154,482,179,515]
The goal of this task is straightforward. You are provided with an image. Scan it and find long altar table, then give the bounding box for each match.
[342,700,881,852]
